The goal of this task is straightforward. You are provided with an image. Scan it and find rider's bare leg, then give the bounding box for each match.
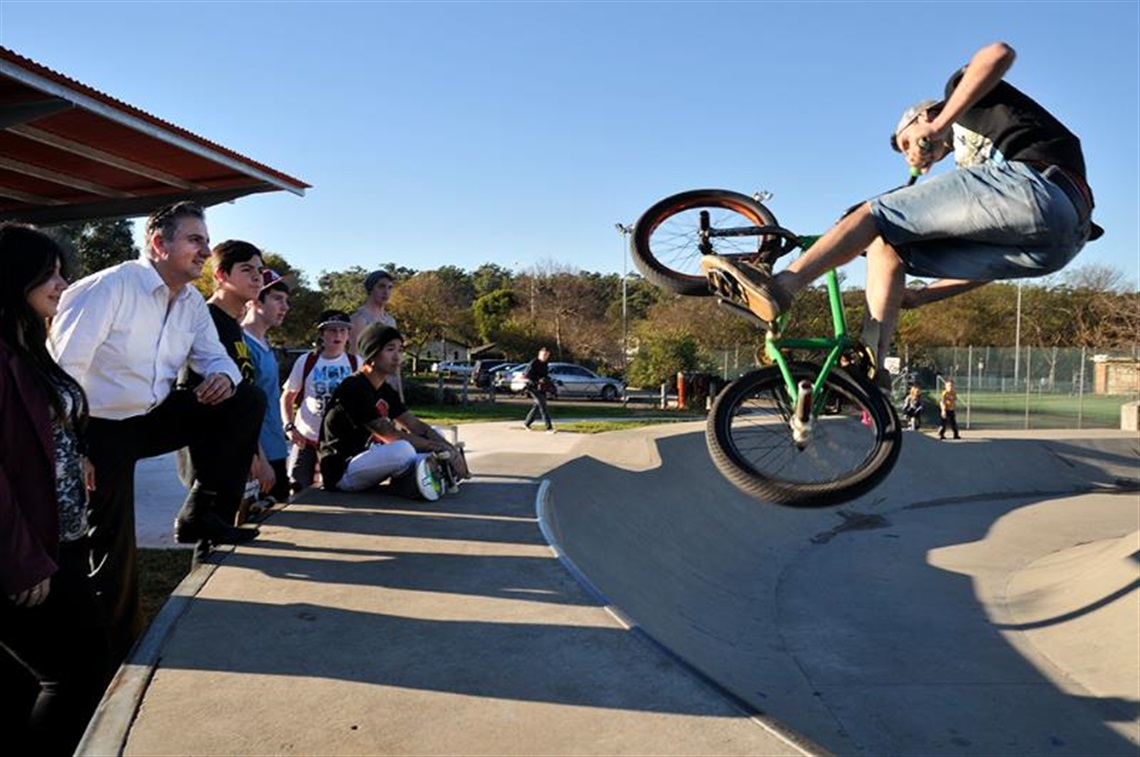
[775,202,882,296]
[861,239,907,370]
[901,278,991,309]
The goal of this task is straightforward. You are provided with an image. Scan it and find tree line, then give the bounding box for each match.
[49,219,1140,387]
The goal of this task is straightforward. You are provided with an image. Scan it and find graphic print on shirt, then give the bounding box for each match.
[310,364,354,418]
[369,397,391,442]
[952,124,1004,168]
[232,338,255,383]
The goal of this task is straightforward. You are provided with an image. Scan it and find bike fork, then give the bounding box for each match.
[790,380,813,449]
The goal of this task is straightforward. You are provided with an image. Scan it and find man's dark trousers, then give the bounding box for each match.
[84,383,264,677]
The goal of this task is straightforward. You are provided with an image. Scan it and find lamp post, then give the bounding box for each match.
[615,223,633,372]
[1013,280,1023,385]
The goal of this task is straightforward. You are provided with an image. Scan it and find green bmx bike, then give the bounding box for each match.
[630,189,903,507]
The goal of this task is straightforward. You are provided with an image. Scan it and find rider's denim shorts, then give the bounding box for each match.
[868,161,1090,280]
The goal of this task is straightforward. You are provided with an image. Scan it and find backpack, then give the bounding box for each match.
[292,351,359,414]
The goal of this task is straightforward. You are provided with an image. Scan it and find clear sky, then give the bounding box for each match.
[1,1,1137,290]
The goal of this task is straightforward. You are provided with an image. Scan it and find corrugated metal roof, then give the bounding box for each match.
[0,46,309,224]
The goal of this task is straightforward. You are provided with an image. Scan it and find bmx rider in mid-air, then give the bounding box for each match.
[702,41,1101,376]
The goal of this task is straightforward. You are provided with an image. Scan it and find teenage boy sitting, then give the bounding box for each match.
[318,324,469,500]
[281,310,358,493]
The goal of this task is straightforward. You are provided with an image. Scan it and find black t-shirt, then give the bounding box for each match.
[209,303,256,384]
[523,358,549,384]
[946,70,1087,180]
[318,373,407,488]
[180,302,256,389]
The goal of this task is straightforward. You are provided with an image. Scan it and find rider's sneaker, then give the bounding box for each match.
[699,257,793,322]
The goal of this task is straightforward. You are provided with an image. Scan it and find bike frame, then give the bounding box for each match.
[708,222,856,414]
[766,265,856,414]
[709,179,917,412]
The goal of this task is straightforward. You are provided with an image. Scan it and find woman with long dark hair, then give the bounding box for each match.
[0,223,106,754]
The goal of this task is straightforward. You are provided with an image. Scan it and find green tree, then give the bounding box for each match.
[435,265,476,305]
[49,218,137,278]
[390,272,475,369]
[472,263,514,298]
[261,253,322,349]
[318,266,371,314]
[627,330,704,389]
[473,289,518,343]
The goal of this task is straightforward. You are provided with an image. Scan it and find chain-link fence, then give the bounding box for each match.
[711,344,1140,430]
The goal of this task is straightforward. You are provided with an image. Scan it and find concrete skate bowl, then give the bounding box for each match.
[541,422,1139,756]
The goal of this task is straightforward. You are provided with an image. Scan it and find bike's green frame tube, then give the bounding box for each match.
[764,267,856,413]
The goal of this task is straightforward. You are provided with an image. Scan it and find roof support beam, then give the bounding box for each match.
[0,154,130,197]
[8,124,203,190]
[0,186,66,205]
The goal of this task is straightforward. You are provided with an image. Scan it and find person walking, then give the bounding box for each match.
[0,224,107,754]
[522,347,555,433]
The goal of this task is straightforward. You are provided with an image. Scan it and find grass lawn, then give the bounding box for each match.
[413,397,702,426]
[138,548,193,627]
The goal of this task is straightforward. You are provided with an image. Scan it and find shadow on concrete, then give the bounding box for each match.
[156,597,748,717]
[544,428,1140,756]
[267,480,545,546]
[222,546,599,608]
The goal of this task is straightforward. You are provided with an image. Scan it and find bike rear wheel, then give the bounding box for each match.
[706,363,901,507]
[631,189,779,296]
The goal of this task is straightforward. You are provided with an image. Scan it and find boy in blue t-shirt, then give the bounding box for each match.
[242,268,293,501]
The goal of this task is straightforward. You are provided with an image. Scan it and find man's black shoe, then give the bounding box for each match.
[174,511,259,545]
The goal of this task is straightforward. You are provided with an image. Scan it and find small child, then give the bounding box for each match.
[939,379,961,440]
[902,385,924,430]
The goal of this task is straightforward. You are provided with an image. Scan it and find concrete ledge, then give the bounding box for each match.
[76,550,228,756]
[1121,400,1139,431]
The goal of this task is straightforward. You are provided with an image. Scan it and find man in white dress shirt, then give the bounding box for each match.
[50,201,263,671]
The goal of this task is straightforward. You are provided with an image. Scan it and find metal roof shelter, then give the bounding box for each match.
[0,46,308,225]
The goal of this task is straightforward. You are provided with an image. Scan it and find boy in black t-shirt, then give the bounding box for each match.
[177,240,271,531]
[318,324,469,500]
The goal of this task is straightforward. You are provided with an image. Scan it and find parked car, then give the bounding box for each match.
[509,362,625,401]
[492,363,527,393]
[431,360,474,377]
[473,358,512,388]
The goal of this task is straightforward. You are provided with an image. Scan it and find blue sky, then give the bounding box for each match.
[1,1,1137,290]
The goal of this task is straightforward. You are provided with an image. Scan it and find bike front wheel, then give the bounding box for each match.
[631,189,779,296]
[706,363,902,507]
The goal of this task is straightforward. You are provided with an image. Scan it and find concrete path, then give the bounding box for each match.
[81,423,1139,755]
[82,424,812,756]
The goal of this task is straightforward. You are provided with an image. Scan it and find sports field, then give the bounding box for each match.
[925,390,1135,430]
